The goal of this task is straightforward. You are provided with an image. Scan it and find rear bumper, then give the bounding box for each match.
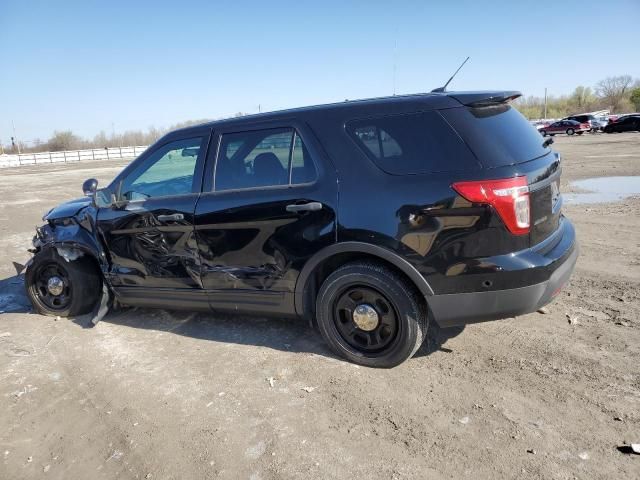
[428,220,578,328]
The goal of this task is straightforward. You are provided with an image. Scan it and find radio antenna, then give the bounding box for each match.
[431,56,470,93]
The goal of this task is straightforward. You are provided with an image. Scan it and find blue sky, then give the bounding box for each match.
[1,0,639,143]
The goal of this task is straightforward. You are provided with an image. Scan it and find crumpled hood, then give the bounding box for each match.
[44,197,91,221]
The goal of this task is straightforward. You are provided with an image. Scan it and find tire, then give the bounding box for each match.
[549,133,556,137]
[25,248,102,317]
[566,128,575,135]
[577,131,584,135]
[540,130,547,137]
[315,261,428,368]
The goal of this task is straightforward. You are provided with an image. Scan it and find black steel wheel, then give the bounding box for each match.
[333,286,399,353]
[315,262,428,368]
[25,248,102,317]
[31,261,72,311]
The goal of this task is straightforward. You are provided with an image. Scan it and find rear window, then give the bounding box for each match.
[346,111,480,175]
[441,104,550,168]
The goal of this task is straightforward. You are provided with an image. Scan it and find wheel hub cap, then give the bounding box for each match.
[352,304,379,331]
[47,276,64,296]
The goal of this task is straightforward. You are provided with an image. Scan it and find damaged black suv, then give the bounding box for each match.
[26,91,578,367]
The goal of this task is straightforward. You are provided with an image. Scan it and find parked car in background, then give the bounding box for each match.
[603,115,640,133]
[539,120,590,136]
[23,90,577,368]
[563,114,606,132]
[530,120,550,131]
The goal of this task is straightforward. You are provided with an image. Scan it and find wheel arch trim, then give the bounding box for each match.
[294,241,434,316]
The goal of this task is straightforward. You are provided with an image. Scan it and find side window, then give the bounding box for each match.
[290,132,318,184]
[352,126,402,159]
[121,137,203,200]
[215,128,316,191]
[347,111,479,175]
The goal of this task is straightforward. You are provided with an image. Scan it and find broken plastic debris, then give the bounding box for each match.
[458,416,470,424]
[0,332,11,337]
[632,444,640,454]
[56,246,84,262]
[526,449,536,454]
[566,314,580,325]
[301,386,315,393]
[267,377,275,388]
[537,307,549,314]
[578,452,589,460]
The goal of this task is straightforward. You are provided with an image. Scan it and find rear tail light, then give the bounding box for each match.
[452,176,530,235]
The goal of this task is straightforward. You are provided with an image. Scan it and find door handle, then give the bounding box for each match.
[157,213,185,222]
[286,202,323,213]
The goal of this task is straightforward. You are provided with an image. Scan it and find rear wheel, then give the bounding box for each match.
[566,128,575,135]
[25,248,102,317]
[315,262,428,368]
[540,130,547,137]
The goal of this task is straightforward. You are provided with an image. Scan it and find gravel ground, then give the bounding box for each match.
[1,133,639,479]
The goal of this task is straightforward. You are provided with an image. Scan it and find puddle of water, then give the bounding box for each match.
[564,176,640,204]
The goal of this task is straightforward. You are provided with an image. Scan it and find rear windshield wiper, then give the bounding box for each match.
[542,137,554,148]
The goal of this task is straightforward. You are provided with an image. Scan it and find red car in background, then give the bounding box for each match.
[539,119,590,137]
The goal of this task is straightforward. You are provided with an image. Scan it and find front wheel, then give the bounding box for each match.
[25,248,102,317]
[315,262,428,368]
[566,128,575,135]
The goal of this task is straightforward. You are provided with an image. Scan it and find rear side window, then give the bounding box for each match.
[215,128,317,191]
[441,104,550,168]
[346,111,480,175]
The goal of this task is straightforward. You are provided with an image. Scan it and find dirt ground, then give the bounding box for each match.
[1,133,639,480]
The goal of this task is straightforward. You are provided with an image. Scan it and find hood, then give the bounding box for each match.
[44,197,92,221]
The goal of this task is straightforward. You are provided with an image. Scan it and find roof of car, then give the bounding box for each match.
[171,90,522,134]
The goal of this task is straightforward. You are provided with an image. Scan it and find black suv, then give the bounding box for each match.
[25,91,577,367]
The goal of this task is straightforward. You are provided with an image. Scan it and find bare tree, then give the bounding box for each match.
[46,130,81,151]
[595,75,633,112]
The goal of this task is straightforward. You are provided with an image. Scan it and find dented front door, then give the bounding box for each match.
[97,133,210,290]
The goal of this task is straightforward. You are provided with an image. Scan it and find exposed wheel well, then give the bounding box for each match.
[301,251,428,328]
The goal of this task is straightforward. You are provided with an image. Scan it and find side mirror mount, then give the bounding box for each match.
[82,178,99,196]
[94,188,115,208]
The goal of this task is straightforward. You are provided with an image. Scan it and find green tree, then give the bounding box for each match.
[568,86,595,112]
[630,87,640,111]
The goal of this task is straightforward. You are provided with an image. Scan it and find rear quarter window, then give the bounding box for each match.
[346,111,481,175]
[440,104,550,168]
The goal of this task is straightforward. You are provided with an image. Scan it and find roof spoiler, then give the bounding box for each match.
[445,91,522,107]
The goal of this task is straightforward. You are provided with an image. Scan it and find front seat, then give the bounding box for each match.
[253,152,287,186]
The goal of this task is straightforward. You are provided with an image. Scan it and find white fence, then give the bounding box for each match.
[0,145,149,169]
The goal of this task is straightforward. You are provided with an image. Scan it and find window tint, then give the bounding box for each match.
[347,111,480,174]
[290,133,318,184]
[441,104,551,168]
[215,128,316,191]
[121,137,203,200]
